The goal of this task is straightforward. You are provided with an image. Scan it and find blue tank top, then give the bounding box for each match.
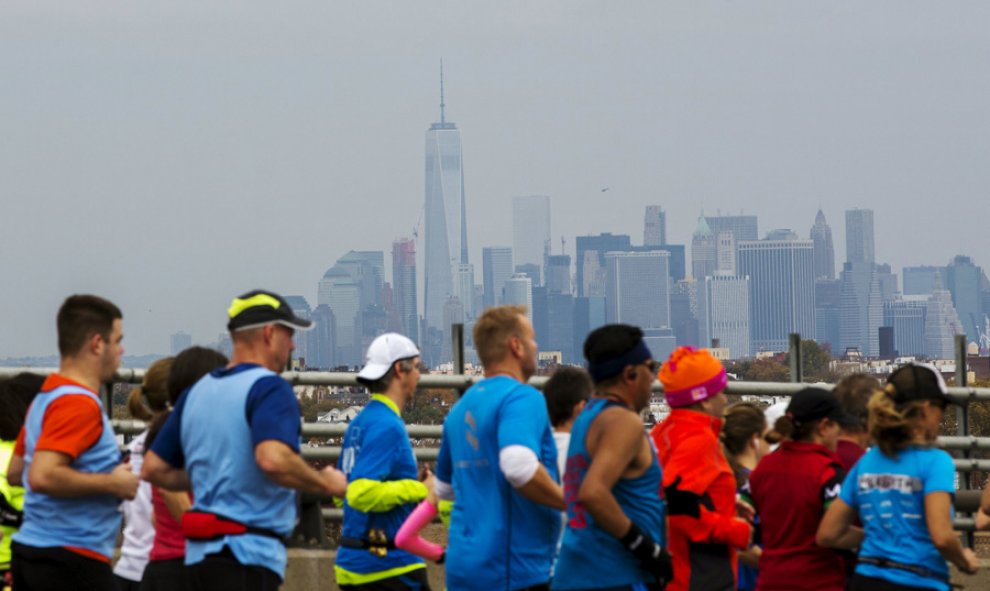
[552,398,666,590]
[181,366,297,577]
[14,385,122,559]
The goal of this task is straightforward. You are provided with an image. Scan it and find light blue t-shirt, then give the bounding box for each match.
[436,376,561,591]
[839,446,955,591]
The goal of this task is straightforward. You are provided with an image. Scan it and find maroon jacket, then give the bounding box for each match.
[748,441,846,591]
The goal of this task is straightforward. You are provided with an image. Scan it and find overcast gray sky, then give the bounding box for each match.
[2,1,988,357]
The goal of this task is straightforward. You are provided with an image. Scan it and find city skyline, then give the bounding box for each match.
[3,2,990,357]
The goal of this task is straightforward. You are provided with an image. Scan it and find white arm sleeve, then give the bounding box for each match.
[499,445,540,488]
[435,478,455,501]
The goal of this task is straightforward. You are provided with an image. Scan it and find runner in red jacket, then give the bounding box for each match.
[651,347,750,591]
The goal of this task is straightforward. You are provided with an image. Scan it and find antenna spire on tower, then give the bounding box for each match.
[440,59,446,125]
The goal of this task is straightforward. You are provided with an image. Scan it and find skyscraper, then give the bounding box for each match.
[644,205,667,246]
[605,251,671,330]
[482,246,514,309]
[698,275,751,358]
[839,262,883,357]
[809,209,835,280]
[706,215,759,242]
[575,233,632,297]
[691,212,717,280]
[925,279,964,359]
[883,297,928,357]
[318,266,362,366]
[454,263,476,320]
[503,273,533,322]
[545,254,572,295]
[424,65,467,332]
[512,195,550,276]
[391,238,418,343]
[845,209,875,265]
[945,255,985,343]
[737,239,815,352]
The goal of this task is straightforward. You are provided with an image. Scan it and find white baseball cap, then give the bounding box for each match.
[356,333,421,383]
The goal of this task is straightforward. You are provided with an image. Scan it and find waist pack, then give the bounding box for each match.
[181,511,284,543]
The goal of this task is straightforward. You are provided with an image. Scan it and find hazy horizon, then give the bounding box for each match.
[3,2,988,357]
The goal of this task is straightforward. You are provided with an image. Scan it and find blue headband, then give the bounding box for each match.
[586,339,653,382]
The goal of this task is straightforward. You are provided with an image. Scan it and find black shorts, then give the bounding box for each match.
[186,547,281,591]
[849,574,932,591]
[140,558,190,591]
[339,568,433,591]
[11,541,115,591]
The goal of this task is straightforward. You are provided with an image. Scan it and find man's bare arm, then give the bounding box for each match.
[255,440,346,497]
[29,450,138,499]
[515,465,565,510]
[7,454,23,487]
[577,409,643,538]
[141,451,191,492]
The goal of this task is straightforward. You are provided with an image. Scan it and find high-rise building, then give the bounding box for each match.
[706,215,759,242]
[691,213,717,280]
[809,209,835,280]
[503,274,533,322]
[875,263,899,303]
[575,233,631,298]
[454,263,476,320]
[318,267,362,367]
[670,280,699,347]
[545,255,572,295]
[170,331,192,356]
[308,304,336,369]
[283,296,312,365]
[544,293,575,363]
[945,255,985,343]
[737,239,815,353]
[335,251,385,310]
[424,66,468,333]
[815,279,842,353]
[391,238,418,343]
[482,246,513,309]
[698,275,751,358]
[839,262,883,357]
[605,251,671,330]
[903,266,946,296]
[512,195,550,276]
[845,209,875,265]
[644,206,667,246]
[883,297,928,357]
[925,281,964,359]
[715,231,736,276]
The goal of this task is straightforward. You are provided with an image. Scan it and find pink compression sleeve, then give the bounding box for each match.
[395,500,444,562]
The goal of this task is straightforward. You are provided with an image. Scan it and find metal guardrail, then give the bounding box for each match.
[9,345,990,533]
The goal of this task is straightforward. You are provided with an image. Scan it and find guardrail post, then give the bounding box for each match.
[955,334,972,546]
[788,333,803,383]
[452,323,464,375]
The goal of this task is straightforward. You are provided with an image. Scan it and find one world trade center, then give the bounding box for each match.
[423,65,467,338]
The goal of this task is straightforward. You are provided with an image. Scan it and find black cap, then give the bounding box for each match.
[786,387,849,426]
[887,363,954,407]
[226,290,314,332]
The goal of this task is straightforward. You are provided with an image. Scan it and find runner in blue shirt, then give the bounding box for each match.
[817,362,979,591]
[435,305,564,591]
[552,324,671,591]
[335,333,432,591]
[143,290,347,590]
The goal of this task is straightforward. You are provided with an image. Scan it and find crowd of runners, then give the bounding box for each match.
[1,292,989,591]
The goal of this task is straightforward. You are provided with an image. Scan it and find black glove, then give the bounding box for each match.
[621,522,673,589]
[0,494,22,528]
[664,475,702,518]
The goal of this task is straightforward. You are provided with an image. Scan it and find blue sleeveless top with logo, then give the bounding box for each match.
[552,398,666,590]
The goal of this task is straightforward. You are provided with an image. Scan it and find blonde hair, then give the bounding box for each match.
[127,357,174,421]
[868,384,928,457]
[472,305,527,367]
